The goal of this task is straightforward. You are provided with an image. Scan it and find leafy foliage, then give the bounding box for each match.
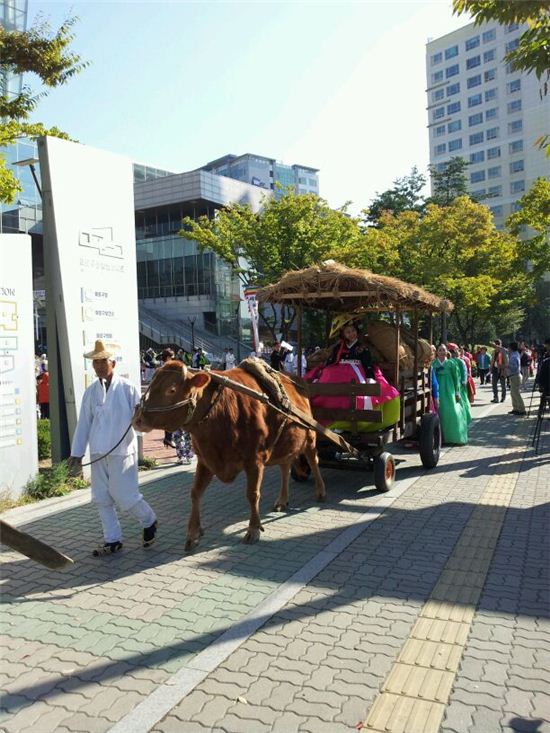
[180,188,362,338]
[452,0,550,78]
[507,178,550,280]
[25,461,88,500]
[427,157,470,206]
[37,418,51,460]
[0,16,86,203]
[331,196,544,345]
[363,167,426,226]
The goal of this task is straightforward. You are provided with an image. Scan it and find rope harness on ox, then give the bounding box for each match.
[84,360,360,468]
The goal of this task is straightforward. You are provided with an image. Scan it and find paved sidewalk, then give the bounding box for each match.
[1,384,548,733]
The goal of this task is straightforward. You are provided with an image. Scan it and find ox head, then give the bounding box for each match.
[133,360,211,433]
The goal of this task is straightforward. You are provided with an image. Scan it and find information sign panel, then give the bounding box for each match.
[0,234,39,497]
[38,137,140,461]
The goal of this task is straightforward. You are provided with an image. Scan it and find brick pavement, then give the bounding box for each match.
[1,382,548,733]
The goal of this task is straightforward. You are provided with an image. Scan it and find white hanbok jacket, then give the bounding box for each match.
[71,374,141,458]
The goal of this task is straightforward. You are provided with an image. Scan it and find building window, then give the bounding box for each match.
[469,113,483,126]
[507,79,521,93]
[509,139,523,154]
[485,88,497,102]
[511,180,525,194]
[433,107,445,120]
[484,68,497,82]
[483,49,496,63]
[435,143,447,155]
[431,52,443,65]
[465,36,480,51]
[468,93,482,107]
[445,45,459,59]
[510,159,524,173]
[448,120,461,133]
[506,23,520,33]
[487,146,501,159]
[432,70,444,84]
[470,151,485,163]
[448,138,463,152]
[466,55,481,69]
[471,170,486,183]
[433,88,445,101]
[507,99,522,113]
[490,205,503,217]
[446,82,460,96]
[506,38,520,53]
[508,119,523,134]
[483,28,496,43]
[486,127,499,140]
[467,75,481,88]
[446,64,459,78]
[434,125,446,137]
[470,132,484,145]
[485,108,498,121]
[488,185,502,197]
[447,101,461,114]
[488,166,501,179]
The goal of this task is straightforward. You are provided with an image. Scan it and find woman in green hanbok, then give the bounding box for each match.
[432,344,469,445]
[448,344,472,425]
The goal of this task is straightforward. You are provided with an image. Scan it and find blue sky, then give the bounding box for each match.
[28,1,469,212]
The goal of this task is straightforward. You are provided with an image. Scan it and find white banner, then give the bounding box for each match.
[39,136,140,460]
[244,287,259,351]
[0,235,39,497]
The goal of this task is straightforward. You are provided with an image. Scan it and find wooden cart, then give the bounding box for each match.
[257,262,454,492]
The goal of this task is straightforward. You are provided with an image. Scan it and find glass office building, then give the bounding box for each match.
[201,153,320,199]
[134,169,267,338]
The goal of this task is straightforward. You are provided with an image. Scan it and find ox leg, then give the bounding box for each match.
[304,433,326,503]
[185,461,213,553]
[274,461,291,512]
[243,463,265,544]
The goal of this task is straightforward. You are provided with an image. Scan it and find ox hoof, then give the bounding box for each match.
[273,502,289,513]
[184,536,201,553]
[243,526,264,544]
[316,493,327,503]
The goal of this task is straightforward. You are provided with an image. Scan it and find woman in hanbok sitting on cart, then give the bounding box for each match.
[305,314,399,429]
[432,344,469,445]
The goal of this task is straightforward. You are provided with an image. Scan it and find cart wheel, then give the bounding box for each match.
[419,413,441,468]
[373,452,395,492]
[291,456,311,482]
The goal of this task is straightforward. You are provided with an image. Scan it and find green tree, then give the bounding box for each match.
[179,188,363,339]
[331,196,538,346]
[427,157,470,206]
[363,166,426,226]
[0,16,87,202]
[507,177,550,339]
[453,0,550,154]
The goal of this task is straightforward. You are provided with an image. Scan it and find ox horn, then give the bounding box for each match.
[181,362,187,381]
[0,519,74,570]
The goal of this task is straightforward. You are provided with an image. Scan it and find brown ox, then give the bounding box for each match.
[133,361,325,551]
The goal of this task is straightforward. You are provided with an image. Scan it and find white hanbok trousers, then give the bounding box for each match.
[90,453,156,543]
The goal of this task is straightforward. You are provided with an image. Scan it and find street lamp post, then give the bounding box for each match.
[13,157,42,198]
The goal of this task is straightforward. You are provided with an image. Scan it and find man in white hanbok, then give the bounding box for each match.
[69,341,157,556]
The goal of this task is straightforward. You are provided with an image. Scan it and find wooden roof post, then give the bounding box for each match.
[297,304,303,377]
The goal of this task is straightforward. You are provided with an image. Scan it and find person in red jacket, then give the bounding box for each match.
[37,371,50,419]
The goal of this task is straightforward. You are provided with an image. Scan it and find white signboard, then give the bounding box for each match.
[39,137,140,460]
[0,234,39,497]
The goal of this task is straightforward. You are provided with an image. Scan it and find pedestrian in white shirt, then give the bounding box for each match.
[225,348,236,370]
[68,341,157,556]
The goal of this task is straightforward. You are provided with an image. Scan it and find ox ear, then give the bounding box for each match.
[190,371,211,390]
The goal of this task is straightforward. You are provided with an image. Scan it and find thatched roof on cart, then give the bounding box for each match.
[257,261,453,313]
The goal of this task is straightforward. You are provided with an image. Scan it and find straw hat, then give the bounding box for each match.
[84,340,119,360]
[329,313,361,339]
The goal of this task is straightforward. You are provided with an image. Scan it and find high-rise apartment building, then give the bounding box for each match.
[426,21,549,227]
[201,153,319,198]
